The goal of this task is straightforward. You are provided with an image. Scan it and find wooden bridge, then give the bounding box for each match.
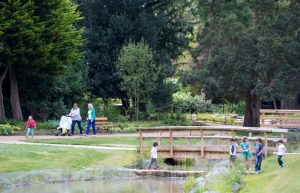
[137,125,288,159]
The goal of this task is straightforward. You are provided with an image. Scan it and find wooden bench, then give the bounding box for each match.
[95,117,115,131]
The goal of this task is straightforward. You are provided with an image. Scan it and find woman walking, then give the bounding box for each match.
[85,103,96,136]
[69,103,83,135]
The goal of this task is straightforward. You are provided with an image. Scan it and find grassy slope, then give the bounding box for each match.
[241,154,300,193]
[0,144,136,173]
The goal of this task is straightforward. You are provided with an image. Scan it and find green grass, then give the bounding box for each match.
[241,154,300,193]
[25,136,204,147]
[0,144,137,173]
[26,137,139,147]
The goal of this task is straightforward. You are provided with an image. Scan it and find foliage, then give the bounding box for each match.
[0,0,84,120]
[192,161,244,193]
[0,123,22,135]
[160,113,191,126]
[189,113,235,124]
[117,40,159,121]
[80,0,192,101]
[194,0,300,126]
[173,91,213,113]
[184,177,196,193]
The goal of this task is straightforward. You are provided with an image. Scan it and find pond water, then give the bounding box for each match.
[1,177,185,193]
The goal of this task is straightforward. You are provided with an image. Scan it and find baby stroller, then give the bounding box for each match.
[56,116,72,136]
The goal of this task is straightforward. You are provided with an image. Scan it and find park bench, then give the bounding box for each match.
[95,117,115,131]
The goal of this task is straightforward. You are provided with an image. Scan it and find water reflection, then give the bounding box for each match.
[2,177,184,193]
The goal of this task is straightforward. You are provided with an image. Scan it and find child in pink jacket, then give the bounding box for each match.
[26,115,37,139]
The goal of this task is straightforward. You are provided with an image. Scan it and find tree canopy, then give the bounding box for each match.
[0,0,83,120]
[193,0,300,126]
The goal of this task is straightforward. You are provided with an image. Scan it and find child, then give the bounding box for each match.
[255,138,264,174]
[26,115,36,139]
[85,103,96,136]
[240,137,252,171]
[277,140,285,168]
[147,142,160,170]
[229,138,238,167]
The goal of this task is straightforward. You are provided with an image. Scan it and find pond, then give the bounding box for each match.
[1,177,185,193]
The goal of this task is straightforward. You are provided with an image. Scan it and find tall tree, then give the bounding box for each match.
[80,0,192,103]
[117,40,158,121]
[195,0,300,126]
[0,0,83,120]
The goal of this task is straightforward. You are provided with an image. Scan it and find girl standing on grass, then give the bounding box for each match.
[277,140,285,168]
[85,103,96,136]
[240,137,252,171]
[26,115,36,139]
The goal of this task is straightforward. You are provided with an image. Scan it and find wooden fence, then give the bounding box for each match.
[260,109,300,129]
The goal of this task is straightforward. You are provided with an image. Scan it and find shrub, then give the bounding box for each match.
[161,113,191,125]
[0,124,22,136]
[172,91,213,113]
[195,113,235,124]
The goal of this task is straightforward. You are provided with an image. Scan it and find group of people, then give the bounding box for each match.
[68,103,96,136]
[228,137,286,174]
[25,103,97,138]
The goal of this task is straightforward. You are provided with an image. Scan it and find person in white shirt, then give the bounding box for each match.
[277,139,285,168]
[228,138,238,167]
[147,142,160,170]
[69,103,82,135]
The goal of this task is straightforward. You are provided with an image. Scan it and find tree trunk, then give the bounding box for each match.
[0,66,8,120]
[121,98,129,115]
[272,97,277,109]
[9,65,23,121]
[243,94,260,127]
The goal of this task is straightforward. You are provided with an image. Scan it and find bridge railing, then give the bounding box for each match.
[137,126,288,159]
[260,109,300,129]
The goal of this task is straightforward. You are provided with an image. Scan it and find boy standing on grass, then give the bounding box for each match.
[147,142,160,170]
[255,138,264,174]
[277,139,285,168]
[26,115,36,139]
[228,138,238,167]
[240,137,252,171]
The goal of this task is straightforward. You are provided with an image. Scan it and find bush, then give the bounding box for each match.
[107,126,136,133]
[160,113,191,125]
[0,124,22,136]
[195,113,235,124]
[173,91,213,113]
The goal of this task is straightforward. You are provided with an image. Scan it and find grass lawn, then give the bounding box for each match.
[0,144,137,173]
[241,154,300,193]
[26,137,139,147]
[25,137,203,147]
